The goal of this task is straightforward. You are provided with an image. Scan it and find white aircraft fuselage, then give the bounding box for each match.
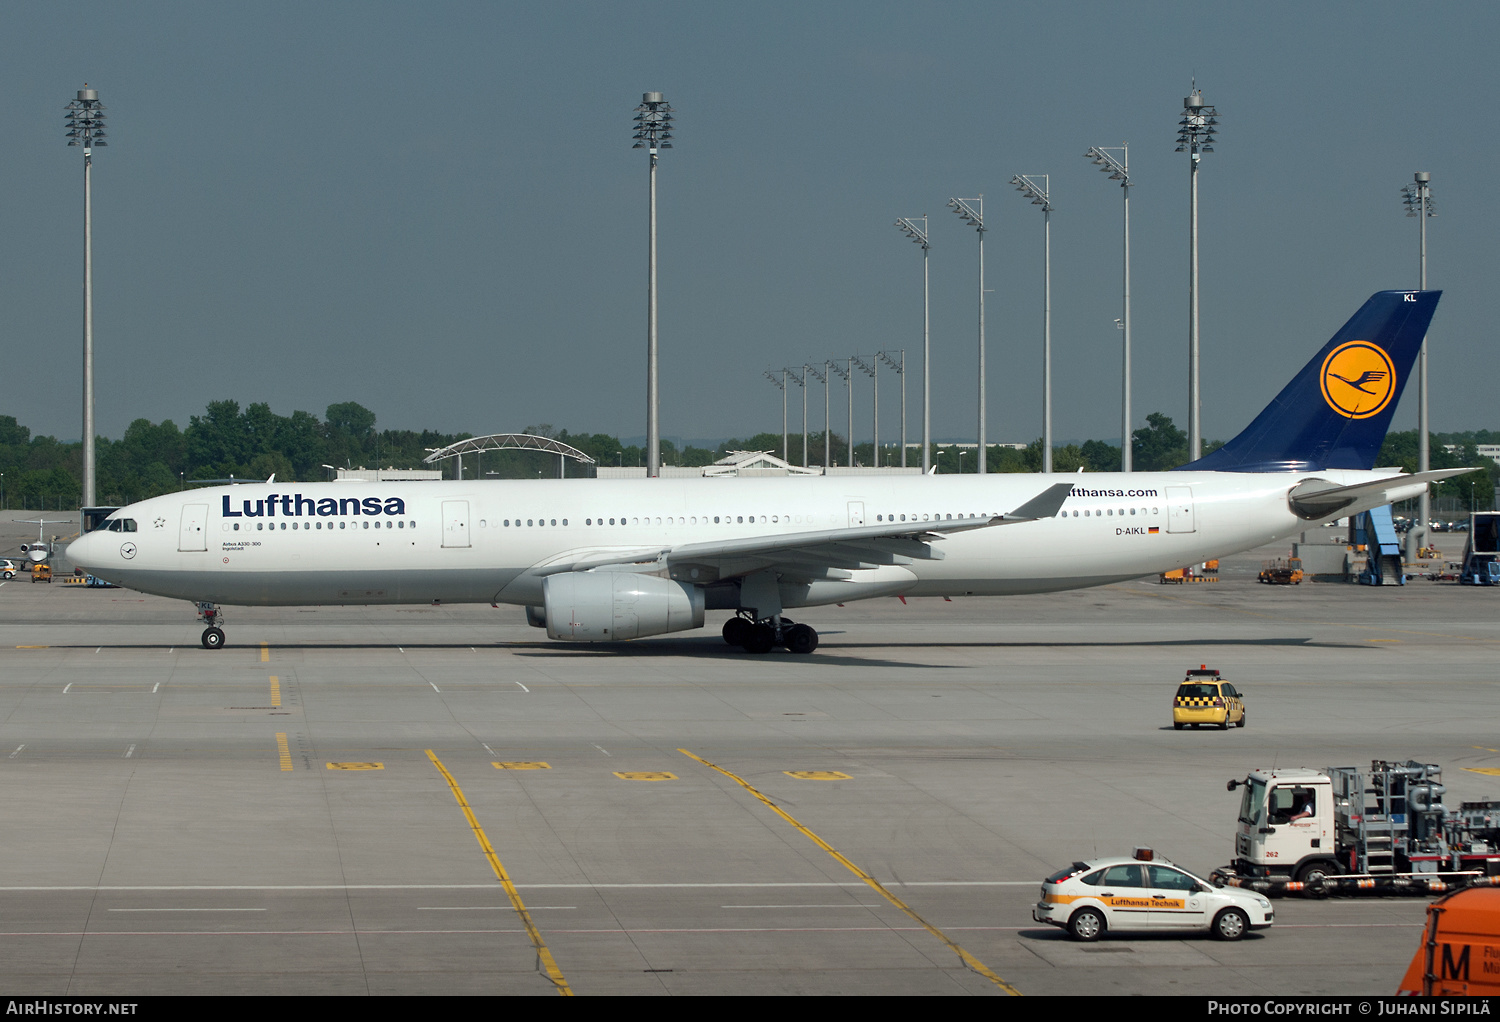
[68,468,1414,610]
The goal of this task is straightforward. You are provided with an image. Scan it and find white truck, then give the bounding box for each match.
[1212,760,1500,896]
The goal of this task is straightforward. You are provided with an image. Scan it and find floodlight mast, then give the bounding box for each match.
[784,367,807,467]
[1176,86,1218,461]
[948,197,987,473]
[852,355,878,467]
[633,92,673,478]
[806,363,829,467]
[1086,144,1133,471]
[1010,175,1052,473]
[878,351,906,467]
[1402,172,1437,561]
[829,359,853,467]
[764,370,788,462]
[894,217,931,472]
[66,85,107,508]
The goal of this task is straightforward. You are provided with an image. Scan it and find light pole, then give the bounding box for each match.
[948,197,987,473]
[633,92,673,478]
[784,367,806,467]
[764,369,788,461]
[1402,171,1437,560]
[806,363,831,468]
[1011,175,1053,473]
[878,351,906,467]
[852,355,878,467]
[829,359,853,467]
[1176,87,1217,461]
[66,85,107,509]
[958,450,966,475]
[894,217,931,472]
[1086,144,1133,471]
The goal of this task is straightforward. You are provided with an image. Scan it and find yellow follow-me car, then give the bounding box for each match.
[1173,667,1246,730]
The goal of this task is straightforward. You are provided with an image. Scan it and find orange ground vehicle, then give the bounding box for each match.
[1396,886,1500,995]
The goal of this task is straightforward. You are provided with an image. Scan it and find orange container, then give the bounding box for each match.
[1396,886,1500,995]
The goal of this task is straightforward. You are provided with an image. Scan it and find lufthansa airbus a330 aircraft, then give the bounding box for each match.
[70,291,1466,654]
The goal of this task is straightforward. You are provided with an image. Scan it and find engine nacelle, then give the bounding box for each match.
[542,571,704,641]
[524,605,547,629]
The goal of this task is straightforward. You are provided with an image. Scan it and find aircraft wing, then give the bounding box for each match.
[533,481,1074,581]
[1287,468,1478,521]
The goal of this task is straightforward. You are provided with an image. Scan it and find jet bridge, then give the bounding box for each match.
[1460,511,1500,586]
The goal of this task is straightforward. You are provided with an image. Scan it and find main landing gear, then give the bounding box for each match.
[722,614,819,655]
[196,602,226,650]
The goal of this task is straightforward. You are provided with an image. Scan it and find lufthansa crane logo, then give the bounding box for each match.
[1320,340,1396,419]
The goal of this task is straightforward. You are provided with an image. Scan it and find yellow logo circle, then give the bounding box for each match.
[1320,341,1396,419]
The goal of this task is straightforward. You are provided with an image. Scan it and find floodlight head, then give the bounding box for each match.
[1415,171,1431,183]
[64,85,107,151]
[632,92,674,154]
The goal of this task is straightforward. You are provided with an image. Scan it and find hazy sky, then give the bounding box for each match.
[2,1,1494,450]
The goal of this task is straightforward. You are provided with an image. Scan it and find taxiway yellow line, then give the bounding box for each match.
[425,750,572,996]
[275,733,292,772]
[677,747,1020,996]
[260,643,270,663]
[269,676,281,708]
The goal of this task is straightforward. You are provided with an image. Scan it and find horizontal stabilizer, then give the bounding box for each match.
[1287,468,1478,521]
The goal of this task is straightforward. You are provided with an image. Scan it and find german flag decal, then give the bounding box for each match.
[1149,527,1160,534]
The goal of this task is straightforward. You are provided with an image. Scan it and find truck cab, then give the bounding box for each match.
[1231,768,1337,883]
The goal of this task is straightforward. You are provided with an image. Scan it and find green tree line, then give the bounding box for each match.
[0,402,1495,511]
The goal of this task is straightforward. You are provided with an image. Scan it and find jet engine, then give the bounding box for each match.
[541,571,704,641]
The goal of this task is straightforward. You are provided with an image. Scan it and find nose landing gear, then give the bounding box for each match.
[196,602,226,650]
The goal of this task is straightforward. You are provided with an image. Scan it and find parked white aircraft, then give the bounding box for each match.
[69,291,1466,653]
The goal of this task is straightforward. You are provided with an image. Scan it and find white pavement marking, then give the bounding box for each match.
[124,745,135,758]
[8,745,23,759]
[108,908,268,913]
[593,745,611,757]
[429,681,440,692]
[61,683,72,694]
[152,682,160,693]
[514,681,529,692]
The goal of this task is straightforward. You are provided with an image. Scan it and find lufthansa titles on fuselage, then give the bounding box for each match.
[222,494,407,519]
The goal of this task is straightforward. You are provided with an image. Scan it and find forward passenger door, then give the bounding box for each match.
[178,504,208,552]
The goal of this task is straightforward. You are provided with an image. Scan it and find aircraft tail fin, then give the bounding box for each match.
[1182,290,1440,473]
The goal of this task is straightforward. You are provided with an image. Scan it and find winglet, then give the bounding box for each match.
[1002,482,1075,522]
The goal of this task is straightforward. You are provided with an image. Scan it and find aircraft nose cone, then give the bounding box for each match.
[67,531,105,573]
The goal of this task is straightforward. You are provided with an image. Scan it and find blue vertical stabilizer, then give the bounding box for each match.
[1182,291,1440,473]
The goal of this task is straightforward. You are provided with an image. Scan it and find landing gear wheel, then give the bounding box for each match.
[742,623,776,655]
[1211,908,1249,941]
[201,627,225,650]
[786,624,819,655]
[1068,908,1105,942]
[722,617,751,647]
